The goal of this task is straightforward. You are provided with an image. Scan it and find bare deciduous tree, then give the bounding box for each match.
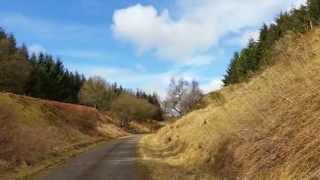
[164,78,203,117]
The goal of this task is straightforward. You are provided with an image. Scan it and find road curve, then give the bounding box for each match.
[36,135,146,180]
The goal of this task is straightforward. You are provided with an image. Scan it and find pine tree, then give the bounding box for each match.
[223,52,240,85]
[223,2,320,86]
[7,34,17,54]
[308,0,320,26]
[0,28,6,40]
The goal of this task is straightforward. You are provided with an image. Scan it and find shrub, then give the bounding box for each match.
[79,76,116,111]
[111,93,157,127]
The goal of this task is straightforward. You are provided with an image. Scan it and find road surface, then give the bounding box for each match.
[36,135,147,180]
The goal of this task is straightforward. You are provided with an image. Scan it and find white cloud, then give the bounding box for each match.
[292,0,307,9]
[112,4,217,65]
[202,78,224,94]
[239,31,260,46]
[28,44,46,54]
[224,29,260,47]
[112,0,306,65]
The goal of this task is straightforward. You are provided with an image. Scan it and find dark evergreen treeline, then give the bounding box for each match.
[223,0,320,85]
[0,27,86,103]
[0,27,162,114]
[25,53,86,103]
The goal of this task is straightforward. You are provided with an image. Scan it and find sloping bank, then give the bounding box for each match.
[0,93,128,179]
[139,29,320,179]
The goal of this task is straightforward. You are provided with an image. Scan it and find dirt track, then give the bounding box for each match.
[36,135,146,180]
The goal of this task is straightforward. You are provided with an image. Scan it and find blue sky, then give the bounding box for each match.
[0,0,306,96]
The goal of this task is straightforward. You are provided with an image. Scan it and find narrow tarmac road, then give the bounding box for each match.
[36,135,146,180]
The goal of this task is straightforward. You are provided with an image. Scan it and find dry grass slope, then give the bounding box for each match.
[0,93,128,179]
[140,29,320,179]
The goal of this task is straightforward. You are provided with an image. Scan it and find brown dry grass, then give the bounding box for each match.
[0,93,128,179]
[139,29,320,179]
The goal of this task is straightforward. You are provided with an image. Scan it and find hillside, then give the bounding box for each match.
[0,92,128,179]
[139,29,320,179]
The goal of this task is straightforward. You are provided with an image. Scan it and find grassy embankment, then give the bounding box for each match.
[139,29,320,179]
[0,93,129,179]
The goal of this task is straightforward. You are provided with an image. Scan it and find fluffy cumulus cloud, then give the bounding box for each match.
[111,5,213,65]
[112,4,218,64]
[111,0,306,65]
